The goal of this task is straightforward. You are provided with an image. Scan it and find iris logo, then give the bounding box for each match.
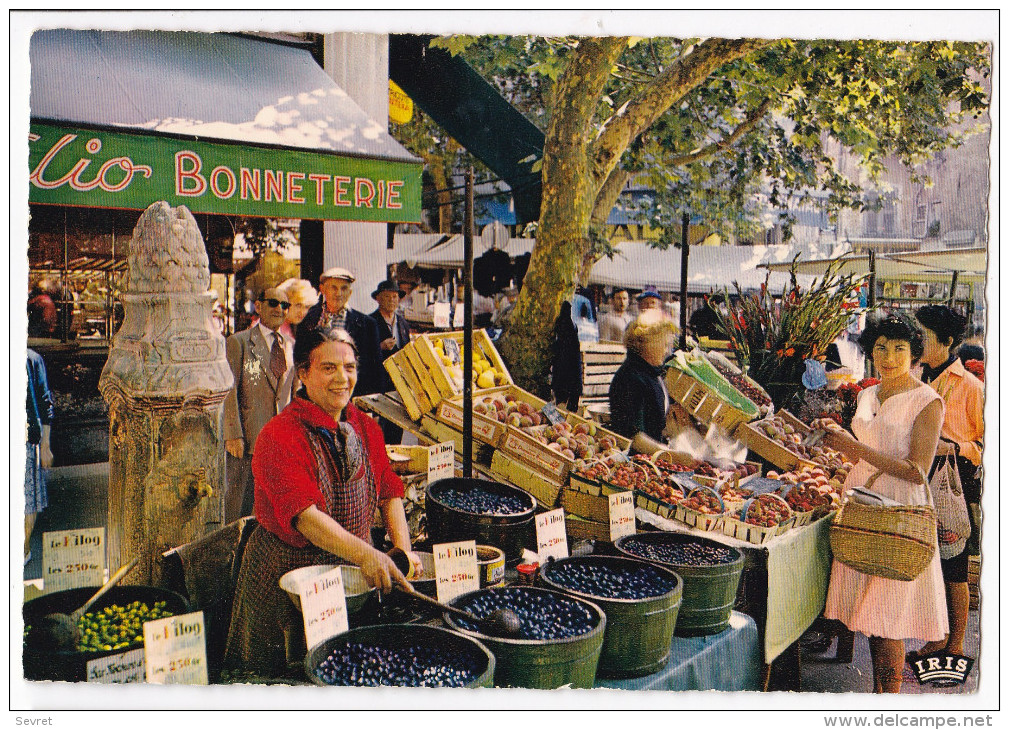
[909,652,974,687]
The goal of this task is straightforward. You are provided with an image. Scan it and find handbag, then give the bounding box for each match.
[929,454,971,559]
[829,470,937,581]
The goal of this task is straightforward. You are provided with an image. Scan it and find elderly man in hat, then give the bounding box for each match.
[369,279,412,443]
[297,266,383,397]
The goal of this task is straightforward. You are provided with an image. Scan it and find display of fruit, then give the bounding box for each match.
[433,337,508,390]
[633,453,692,476]
[767,462,849,495]
[672,351,760,416]
[75,600,174,652]
[313,643,481,687]
[783,483,841,514]
[451,587,599,640]
[636,476,686,506]
[521,420,622,462]
[571,459,613,482]
[680,488,725,515]
[618,535,739,566]
[544,561,679,600]
[741,493,793,527]
[473,393,543,426]
[435,483,533,516]
[692,460,759,483]
[718,482,754,503]
[705,353,774,410]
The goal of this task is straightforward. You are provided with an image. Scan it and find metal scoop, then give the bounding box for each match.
[394,584,522,638]
[26,556,141,652]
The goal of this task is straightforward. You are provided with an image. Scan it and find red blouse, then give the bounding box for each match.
[251,397,404,547]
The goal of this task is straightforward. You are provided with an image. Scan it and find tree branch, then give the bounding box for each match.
[666,97,773,166]
[589,37,776,186]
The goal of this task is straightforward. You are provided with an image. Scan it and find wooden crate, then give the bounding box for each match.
[560,488,610,523]
[500,411,630,484]
[435,385,548,448]
[674,502,725,532]
[569,471,605,497]
[733,411,818,472]
[565,514,612,542]
[389,349,434,414]
[419,415,495,466]
[721,515,781,545]
[692,462,764,490]
[665,367,757,433]
[403,342,444,408]
[412,329,513,402]
[383,356,424,421]
[635,490,678,520]
[490,450,564,509]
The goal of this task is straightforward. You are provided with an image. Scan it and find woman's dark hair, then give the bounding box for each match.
[915,304,968,350]
[958,343,985,364]
[857,311,925,364]
[293,327,358,372]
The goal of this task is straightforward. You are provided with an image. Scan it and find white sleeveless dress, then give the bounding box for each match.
[823,384,949,641]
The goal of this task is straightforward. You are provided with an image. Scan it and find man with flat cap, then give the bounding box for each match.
[297,266,383,397]
[370,279,412,443]
[223,286,296,522]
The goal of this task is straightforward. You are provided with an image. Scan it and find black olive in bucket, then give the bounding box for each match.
[426,478,536,563]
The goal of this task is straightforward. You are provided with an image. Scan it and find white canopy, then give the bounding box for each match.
[586,242,833,293]
[759,246,987,284]
[389,233,535,269]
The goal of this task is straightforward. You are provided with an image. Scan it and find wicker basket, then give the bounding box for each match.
[829,500,937,581]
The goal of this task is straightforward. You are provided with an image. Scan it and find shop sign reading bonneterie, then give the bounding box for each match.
[28,123,421,222]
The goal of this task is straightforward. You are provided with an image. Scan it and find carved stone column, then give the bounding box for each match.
[99,202,234,584]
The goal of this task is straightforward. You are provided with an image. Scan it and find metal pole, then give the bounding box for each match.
[462,168,475,478]
[679,212,690,351]
[947,270,959,307]
[867,250,877,309]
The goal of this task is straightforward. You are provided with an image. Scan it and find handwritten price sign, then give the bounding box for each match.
[427,442,455,483]
[298,567,349,650]
[435,301,452,329]
[434,540,478,604]
[535,509,569,562]
[42,527,105,594]
[143,611,208,685]
[87,648,145,684]
[608,492,636,542]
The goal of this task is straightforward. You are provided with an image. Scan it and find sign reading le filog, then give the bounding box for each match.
[28,123,421,222]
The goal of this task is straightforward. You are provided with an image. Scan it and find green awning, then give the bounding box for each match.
[28,29,422,222]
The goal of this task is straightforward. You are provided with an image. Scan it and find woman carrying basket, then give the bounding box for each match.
[814,312,946,693]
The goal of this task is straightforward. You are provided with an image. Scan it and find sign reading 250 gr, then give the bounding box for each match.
[28,123,421,223]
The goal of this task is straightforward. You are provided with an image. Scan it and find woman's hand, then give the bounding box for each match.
[359,547,410,594]
[812,418,860,459]
[935,440,957,457]
[403,549,424,578]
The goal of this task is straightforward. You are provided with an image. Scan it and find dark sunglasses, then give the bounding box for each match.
[259,298,290,310]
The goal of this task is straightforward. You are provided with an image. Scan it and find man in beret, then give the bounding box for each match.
[297,267,383,397]
[370,279,412,443]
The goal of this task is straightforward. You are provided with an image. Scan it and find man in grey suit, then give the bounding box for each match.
[223,286,296,522]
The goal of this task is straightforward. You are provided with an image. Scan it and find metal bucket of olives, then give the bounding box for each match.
[304,623,495,687]
[538,555,682,678]
[614,532,744,637]
[444,585,606,689]
[426,478,536,564]
[23,585,190,681]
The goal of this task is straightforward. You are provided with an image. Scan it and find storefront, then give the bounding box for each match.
[26,28,422,464]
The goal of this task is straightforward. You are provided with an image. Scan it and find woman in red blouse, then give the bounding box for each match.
[224,328,420,677]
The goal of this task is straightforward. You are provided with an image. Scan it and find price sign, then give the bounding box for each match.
[298,566,349,650]
[608,492,636,542]
[434,540,479,604]
[87,648,145,684]
[427,442,455,483]
[42,528,105,594]
[535,509,569,561]
[434,302,452,329]
[540,403,565,426]
[143,611,208,685]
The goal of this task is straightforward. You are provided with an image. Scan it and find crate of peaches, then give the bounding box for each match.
[674,486,728,532]
[722,492,795,545]
[609,455,697,520]
[690,459,762,490]
[500,416,629,483]
[569,454,629,497]
[769,463,846,524]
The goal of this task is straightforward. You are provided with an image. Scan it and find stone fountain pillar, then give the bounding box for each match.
[99,202,234,584]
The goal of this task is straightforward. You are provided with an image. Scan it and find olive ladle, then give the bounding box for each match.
[394,584,522,638]
[26,556,141,652]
